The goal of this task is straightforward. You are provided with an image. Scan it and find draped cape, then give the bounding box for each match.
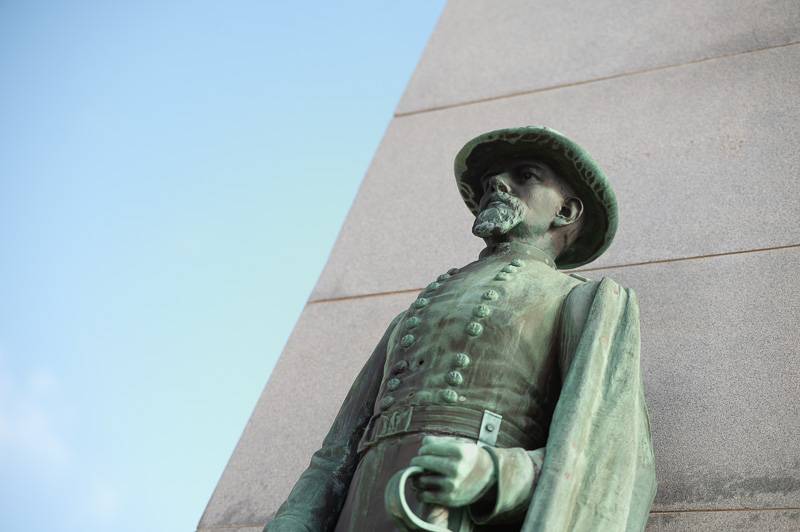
[521,278,656,531]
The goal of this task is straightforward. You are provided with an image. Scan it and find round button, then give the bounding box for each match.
[485,423,495,433]
[392,360,408,374]
[379,396,395,410]
[400,334,416,348]
[446,370,463,386]
[501,265,516,273]
[447,267,459,275]
[482,289,499,301]
[386,378,401,391]
[440,389,458,403]
[454,353,471,368]
[466,322,484,337]
[413,297,429,309]
[426,281,441,290]
[437,273,450,282]
[405,316,421,329]
[473,304,491,318]
[511,258,525,267]
[495,272,510,281]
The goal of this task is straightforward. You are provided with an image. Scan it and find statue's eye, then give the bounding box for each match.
[521,170,536,181]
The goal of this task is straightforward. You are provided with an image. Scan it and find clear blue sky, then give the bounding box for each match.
[0,2,444,530]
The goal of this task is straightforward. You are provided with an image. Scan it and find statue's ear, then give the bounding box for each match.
[553,197,583,227]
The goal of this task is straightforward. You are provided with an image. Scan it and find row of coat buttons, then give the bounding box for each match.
[380,267,460,410]
[448,260,520,400]
[494,258,525,281]
[402,266,459,351]
[440,355,467,403]
[453,260,524,393]
[442,259,524,402]
[437,268,469,403]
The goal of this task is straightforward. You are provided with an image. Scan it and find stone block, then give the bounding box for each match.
[313,44,800,301]
[647,509,800,531]
[398,0,800,113]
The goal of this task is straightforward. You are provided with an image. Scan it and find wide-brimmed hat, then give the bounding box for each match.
[454,126,618,269]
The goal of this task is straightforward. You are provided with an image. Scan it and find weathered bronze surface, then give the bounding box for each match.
[265,127,656,531]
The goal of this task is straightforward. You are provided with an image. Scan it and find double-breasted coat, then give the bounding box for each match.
[267,240,656,531]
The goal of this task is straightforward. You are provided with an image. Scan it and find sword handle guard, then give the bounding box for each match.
[385,465,452,532]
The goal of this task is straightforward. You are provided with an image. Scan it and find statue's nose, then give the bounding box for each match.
[488,174,512,194]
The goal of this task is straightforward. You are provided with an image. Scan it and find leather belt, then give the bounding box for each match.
[357,403,543,454]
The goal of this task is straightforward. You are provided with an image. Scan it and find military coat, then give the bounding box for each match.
[266,241,655,532]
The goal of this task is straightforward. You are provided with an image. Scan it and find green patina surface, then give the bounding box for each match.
[265,127,656,532]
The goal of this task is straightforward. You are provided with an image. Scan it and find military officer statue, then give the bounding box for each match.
[266,127,656,532]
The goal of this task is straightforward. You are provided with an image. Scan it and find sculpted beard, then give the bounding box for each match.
[472,192,526,238]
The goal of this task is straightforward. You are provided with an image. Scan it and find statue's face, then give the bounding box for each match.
[472,158,577,241]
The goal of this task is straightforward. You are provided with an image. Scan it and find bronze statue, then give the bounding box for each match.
[265,127,656,531]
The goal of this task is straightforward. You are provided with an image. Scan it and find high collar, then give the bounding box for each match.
[478,240,557,269]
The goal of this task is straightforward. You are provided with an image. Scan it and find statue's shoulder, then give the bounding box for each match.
[567,273,631,290]
[563,275,599,314]
[560,275,630,335]
[564,275,635,316]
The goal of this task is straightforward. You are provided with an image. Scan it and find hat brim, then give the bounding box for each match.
[454,126,618,269]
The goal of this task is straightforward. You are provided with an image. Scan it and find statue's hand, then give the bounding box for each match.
[409,435,496,508]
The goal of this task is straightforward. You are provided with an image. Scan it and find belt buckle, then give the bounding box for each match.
[375,405,414,440]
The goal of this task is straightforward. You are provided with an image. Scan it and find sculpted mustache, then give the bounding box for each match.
[482,192,523,210]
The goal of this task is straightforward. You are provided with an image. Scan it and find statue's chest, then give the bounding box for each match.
[376,259,566,414]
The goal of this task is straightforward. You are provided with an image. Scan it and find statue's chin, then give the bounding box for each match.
[472,205,522,238]
[472,221,505,238]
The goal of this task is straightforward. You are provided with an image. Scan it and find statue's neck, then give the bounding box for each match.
[478,239,557,268]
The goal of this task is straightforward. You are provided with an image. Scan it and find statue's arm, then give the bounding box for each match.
[468,280,599,525]
[465,446,545,524]
[558,280,600,381]
[265,312,404,532]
